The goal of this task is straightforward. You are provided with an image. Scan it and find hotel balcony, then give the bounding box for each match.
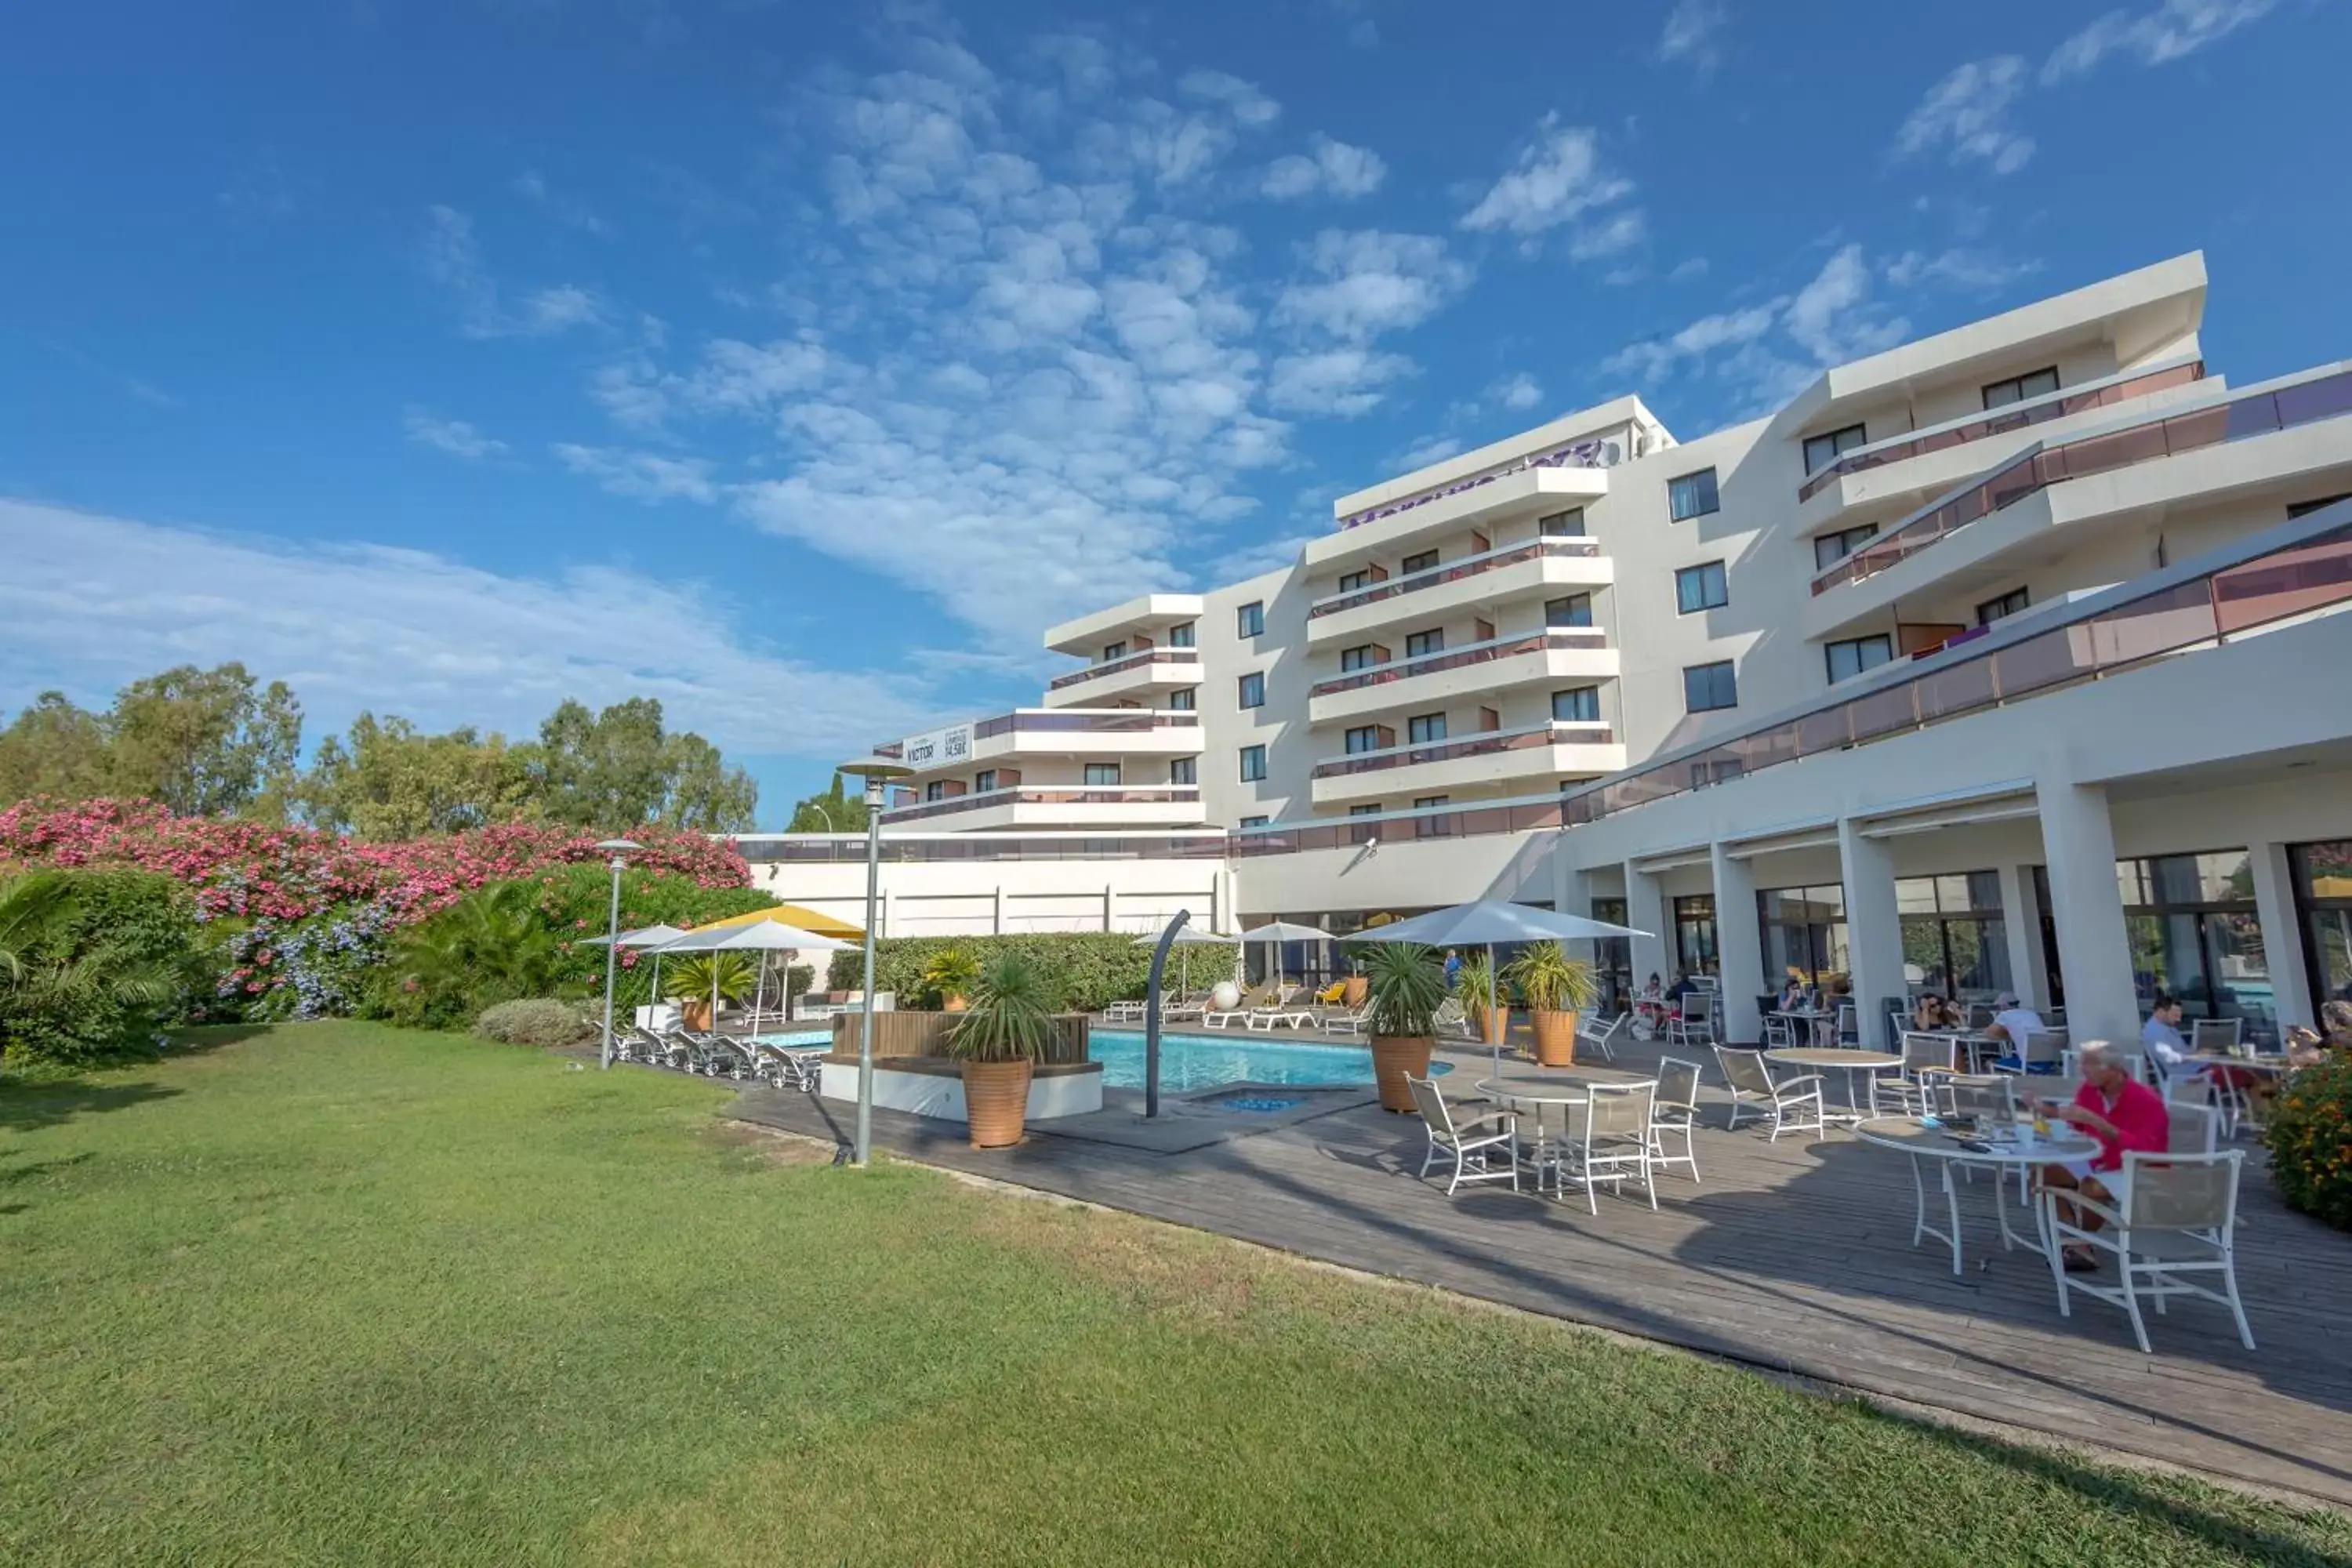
[1307,628,1618,726]
[1804,363,2352,641]
[1040,647,1203,708]
[1305,536,1613,648]
[879,785,1207,832]
[1304,464,1610,575]
[1308,720,1624,808]
[1041,592,1206,658]
[880,710,1201,778]
[1794,358,2212,535]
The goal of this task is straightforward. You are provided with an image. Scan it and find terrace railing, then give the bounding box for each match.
[1309,536,1601,620]
[1795,359,2205,504]
[881,785,1202,824]
[971,710,1200,739]
[1310,629,1609,699]
[1046,648,1201,691]
[1312,720,1615,779]
[732,831,1230,863]
[1337,437,1621,530]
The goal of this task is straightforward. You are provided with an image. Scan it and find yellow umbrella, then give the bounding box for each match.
[695,903,864,941]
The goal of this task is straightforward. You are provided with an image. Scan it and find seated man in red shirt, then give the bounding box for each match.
[2024,1042,2170,1274]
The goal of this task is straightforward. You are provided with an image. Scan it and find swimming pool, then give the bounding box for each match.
[1087,1029,1450,1093]
[752,1030,832,1048]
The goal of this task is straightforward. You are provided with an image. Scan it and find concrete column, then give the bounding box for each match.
[1838,818,1904,1049]
[1622,859,1669,991]
[2036,776,2140,1044]
[2250,841,2314,1033]
[1997,862,2047,1010]
[1711,844,1765,1044]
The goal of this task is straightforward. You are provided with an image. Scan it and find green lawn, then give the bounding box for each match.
[3,1025,2346,1566]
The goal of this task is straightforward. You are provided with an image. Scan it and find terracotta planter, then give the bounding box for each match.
[1475,1004,1510,1047]
[1531,1008,1579,1067]
[942,995,969,1013]
[680,1000,713,1033]
[961,1058,1034,1149]
[1342,975,1368,1008]
[1369,1034,1435,1113]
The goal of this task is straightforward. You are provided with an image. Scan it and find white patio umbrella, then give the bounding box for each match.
[1343,901,1650,1083]
[652,920,851,1029]
[581,924,690,1018]
[1131,925,1239,999]
[1240,920,1336,994]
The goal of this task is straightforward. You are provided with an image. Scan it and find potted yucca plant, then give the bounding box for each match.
[921,945,982,1011]
[946,951,1059,1148]
[1363,942,1446,1113]
[665,952,755,1033]
[1505,944,1599,1068]
[1455,952,1508,1047]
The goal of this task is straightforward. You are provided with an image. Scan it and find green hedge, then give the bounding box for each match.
[0,871,210,1068]
[826,935,1204,1014]
[534,863,787,1011]
[2266,1055,2352,1230]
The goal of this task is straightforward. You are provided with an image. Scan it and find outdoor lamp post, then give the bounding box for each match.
[594,839,644,1070]
[834,757,912,1167]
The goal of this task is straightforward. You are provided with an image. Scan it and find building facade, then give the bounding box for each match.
[754,252,2352,1046]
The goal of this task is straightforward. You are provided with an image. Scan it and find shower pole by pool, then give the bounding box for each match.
[1144,909,1190,1120]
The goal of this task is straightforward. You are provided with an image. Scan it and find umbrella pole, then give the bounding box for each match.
[1488,941,1502,1085]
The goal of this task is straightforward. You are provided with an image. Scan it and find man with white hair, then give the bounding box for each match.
[2024,1041,2169,1273]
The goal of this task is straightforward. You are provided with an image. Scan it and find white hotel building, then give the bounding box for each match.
[745,253,2352,1050]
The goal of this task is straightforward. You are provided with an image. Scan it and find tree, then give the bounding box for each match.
[298,713,535,838]
[0,692,112,805]
[786,773,865,833]
[519,697,757,833]
[105,663,302,819]
[660,731,759,833]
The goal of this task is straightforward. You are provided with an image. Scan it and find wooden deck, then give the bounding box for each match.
[725,1035,2352,1508]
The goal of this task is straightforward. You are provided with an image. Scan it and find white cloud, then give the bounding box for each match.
[2044,0,2277,81]
[512,169,608,234]
[1885,248,2043,292]
[1274,229,1472,342]
[1668,256,1710,282]
[1489,372,1543,412]
[1261,134,1388,200]
[1657,1,1727,74]
[422,205,605,338]
[1894,57,2036,174]
[1177,69,1281,125]
[0,497,927,761]
[1460,118,1635,235]
[1568,209,1646,261]
[1266,348,1414,417]
[552,443,720,503]
[403,412,509,461]
[1782,245,1910,365]
[1603,301,1781,384]
[1384,433,1465,474]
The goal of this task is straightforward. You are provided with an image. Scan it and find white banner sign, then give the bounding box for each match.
[899,723,972,769]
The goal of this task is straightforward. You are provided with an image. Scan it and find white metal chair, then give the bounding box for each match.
[1577,1010,1628,1062]
[1713,1046,1824,1141]
[1547,1081,1657,1213]
[1405,1075,1520,1196]
[2042,1149,2254,1353]
[1668,1000,1716,1051]
[1994,1027,2067,1075]
[1878,1031,1960,1115]
[2168,1101,2219,1156]
[1650,1057,1703,1183]
[1760,1012,1794,1048]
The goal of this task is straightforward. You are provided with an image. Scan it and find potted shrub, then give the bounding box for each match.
[922,945,982,1012]
[1505,944,1599,1068]
[1363,942,1446,1113]
[665,953,754,1032]
[1455,953,1508,1047]
[946,951,1059,1149]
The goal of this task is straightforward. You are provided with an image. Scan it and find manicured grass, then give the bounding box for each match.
[2,1025,2346,1566]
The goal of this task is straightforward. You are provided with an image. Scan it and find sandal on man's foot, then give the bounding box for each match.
[2061,1249,2100,1274]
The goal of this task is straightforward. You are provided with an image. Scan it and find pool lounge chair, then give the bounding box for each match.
[1202,983,1279,1029]
[1432,996,1479,1043]
[1243,995,1318,1032]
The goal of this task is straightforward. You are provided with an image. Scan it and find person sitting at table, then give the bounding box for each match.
[2024,1042,2169,1273]
[1984,992,2049,1070]
[1778,975,1810,1014]
[1911,991,1948,1032]
[2140,993,2192,1077]
[2325,1000,2352,1051]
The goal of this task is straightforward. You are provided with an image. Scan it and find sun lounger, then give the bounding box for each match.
[1202,983,1278,1029]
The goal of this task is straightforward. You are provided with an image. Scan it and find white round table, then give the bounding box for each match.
[1856,1116,2100,1276]
[1765,1047,1901,1125]
[1475,1069,1654,1198]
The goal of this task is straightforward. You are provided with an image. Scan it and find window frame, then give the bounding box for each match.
[1824,633,1895,684]
[1238,815,1269,830]
[974,768,998,793]
[1165,621,1196,648]
[1674,561,1729,614]
[1552,686,1600,723]
[1544,593,1593,629]
[1167,687,1196,712]
[1237,744,1268,783]
[1668,466,1720,522]
[1100,640,1127,662]
[1404,627,1445,659]
[1802,423,1868,475]
[1083,762,1121,787]
[1538,508,1585,537]
[1336,569,1370,593]
[1399,548,1440,575]
[1813,521,1880,571]
[1344,725,1381,755]
[1406,712,1448,745]
[1682,659,1738,714]
[1236,601,1265,637]
[1340,644,1377,673]
[1981,366,2060,411]
[1168,756,1197,786]
[1976,586,2031,626]
[1236,671,1265,710]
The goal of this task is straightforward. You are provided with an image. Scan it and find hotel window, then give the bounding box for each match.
[1758,884,1846,989]
[1824,633,1894,684]
[1668,466,1719,521]
[1675,561,1728,614]
[1674,894,1719,977]
[1169,757,1196,786]
[974,769,997,793]
[1238,815,1269,830]
[1344,725,1381,754]
[925,781,947,802]
[1167,687,1195,711]
[1802,423,1867,474]
[2116,851,2273,1042]
[1340,644,1377,673]
[1545,593,1593,628]
[1238,744,1267,782]
[1236,601,1265,637]
[1166,621,1195,648]
[1552,686,1600,723]
[1413,795,1452,837]
[1083,763,1120,786]
[1896,872,2011,1002]
[1982,366,2060,410]
[1683,659,1738,713]
[2291,841,2352,1017]
[1539,508,1585,537]
[1348,803,1381,816]
[1237,671,1265,709]
[1100,640,1127,662]
[1400,548,1440,575]
[1407,713,1447,745]
[1405,627,1445,658]
[1976,586,2031,626]
[1813,521,1879,570]
[1337,568,1370,592]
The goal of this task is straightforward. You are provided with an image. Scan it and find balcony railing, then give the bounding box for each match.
[882,785,1203,823]
[1338,437,1621,530]
[1812,365,2352,594]
[731,830,1231,863]
[971,710,1200,740]
[1312,720,1616,779]
[1046,648,1201,691]
[1309,537,1601,619]
[1232,506,2352,856]
[1796,358,2206,504]
[1310,629,1609,699]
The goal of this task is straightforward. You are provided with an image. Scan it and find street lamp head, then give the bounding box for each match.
[836,755,914,809]
[594,838,644,853]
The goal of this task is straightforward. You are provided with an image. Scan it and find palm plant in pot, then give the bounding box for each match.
[1362,941,1447,1113]
[1504,944,1599,1068]
[921,945,982,1011]
[1454,952,1509,1047]
[946,951,1059,1148]
[665,953,755,1032]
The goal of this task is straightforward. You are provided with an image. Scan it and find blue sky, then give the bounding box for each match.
[2,0,2343,820]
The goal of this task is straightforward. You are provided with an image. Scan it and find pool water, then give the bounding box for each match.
[1087,1029,1451,1093]
[752,1031,832,1048]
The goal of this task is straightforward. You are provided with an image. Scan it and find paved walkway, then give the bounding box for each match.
[726,1038,2352,1507]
